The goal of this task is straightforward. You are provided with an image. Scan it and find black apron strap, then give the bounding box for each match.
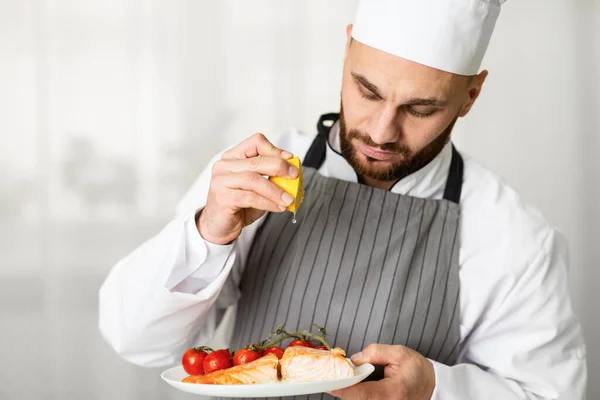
[302,112,339,169]
[303,112,464,203]
[442,145,464,204]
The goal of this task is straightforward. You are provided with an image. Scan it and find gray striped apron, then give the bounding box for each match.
[230,113,462,399]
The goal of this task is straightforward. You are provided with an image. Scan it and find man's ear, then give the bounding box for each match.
[344,24,353,58]
[459,70,488,117]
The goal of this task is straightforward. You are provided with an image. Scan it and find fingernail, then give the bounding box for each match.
[288,166,298,178]
[281,150,293,159]
[278,205,286,211]
[282,192,294,205]
[351,352,362,363]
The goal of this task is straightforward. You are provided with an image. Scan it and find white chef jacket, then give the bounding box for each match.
[99,124,587,400]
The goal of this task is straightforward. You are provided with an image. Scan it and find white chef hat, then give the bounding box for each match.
[351,0,507,76]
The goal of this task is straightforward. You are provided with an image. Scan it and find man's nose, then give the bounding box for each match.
[366,105,401,146]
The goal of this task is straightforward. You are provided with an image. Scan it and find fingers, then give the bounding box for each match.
[351,344,407,366]
[329,381,384,400]
[213,156,299,179]
[208,134,299,217]
[216,173,295,211]
[222,133,293,160]
[227,189,286,212]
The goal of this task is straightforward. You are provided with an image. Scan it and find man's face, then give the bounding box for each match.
[339,29,486,185]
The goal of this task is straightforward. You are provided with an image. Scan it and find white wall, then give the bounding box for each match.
[0,0,597,399]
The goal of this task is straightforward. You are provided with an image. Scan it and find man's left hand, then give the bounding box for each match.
[329,344,436,400]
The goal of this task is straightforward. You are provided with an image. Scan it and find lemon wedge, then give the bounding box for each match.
[269,156,304,213]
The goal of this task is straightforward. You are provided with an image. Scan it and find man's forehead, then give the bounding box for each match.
[348,40,468,94]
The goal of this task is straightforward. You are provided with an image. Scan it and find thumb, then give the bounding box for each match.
[351,344,405,366]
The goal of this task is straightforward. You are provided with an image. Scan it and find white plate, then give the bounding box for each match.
[161,359,375,398]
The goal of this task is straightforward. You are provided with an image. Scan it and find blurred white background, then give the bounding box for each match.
[0,0,597,399]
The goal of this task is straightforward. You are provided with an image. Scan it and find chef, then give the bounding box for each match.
[99,0,586,399]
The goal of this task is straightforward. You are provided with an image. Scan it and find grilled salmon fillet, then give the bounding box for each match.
[280,346,355,382]
[182,354,279,385]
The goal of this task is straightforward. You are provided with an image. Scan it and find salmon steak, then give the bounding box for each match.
[280,347,355,382]
[182,354,279,385]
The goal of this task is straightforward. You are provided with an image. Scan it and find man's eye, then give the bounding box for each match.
[360,90,380,101]
[406,106,436,118]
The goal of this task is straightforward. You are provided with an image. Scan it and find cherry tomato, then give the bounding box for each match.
[262,346,285,359]
[182,347,208,375]
[233,349,261,366]
[288,339,314,348]
[250,344,264,356]
[315,345,328,350]
[203,349,232,373]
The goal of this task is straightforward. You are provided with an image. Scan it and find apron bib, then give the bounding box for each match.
[230,113,463,400]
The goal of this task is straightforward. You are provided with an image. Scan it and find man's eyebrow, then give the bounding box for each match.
[352,72,448,106]
[351,72,383,98]
[405,98,448,107]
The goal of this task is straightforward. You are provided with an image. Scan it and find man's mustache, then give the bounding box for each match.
[345,129,409,154]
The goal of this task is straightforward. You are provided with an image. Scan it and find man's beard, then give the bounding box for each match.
[338,104,457,183]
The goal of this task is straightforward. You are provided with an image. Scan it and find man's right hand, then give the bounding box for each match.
[197,133,299,245]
